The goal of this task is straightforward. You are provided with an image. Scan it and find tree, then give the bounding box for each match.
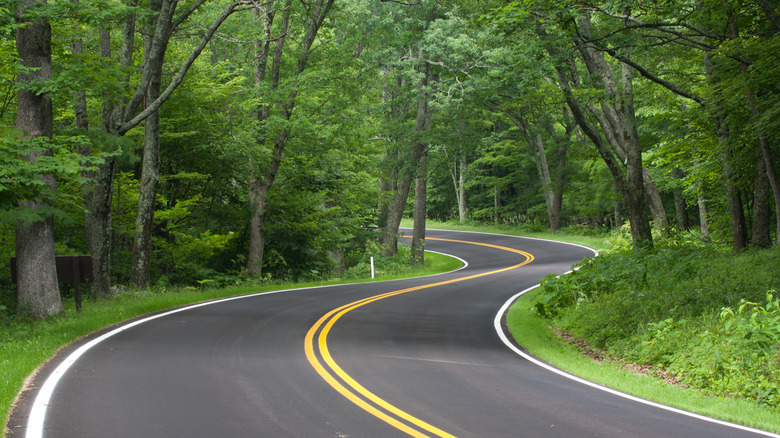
[82,0,244,292]
[245,0,337,277]
[14,0,61,318]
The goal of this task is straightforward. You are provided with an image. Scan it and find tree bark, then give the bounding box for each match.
[380,59,431,256]
[130,0,172,288]
[87,8,134,298]
[412,146,428,264]
[84,0,237,291]
[545,18,653,249]
[670,168,689,229]
[723,140,748,250]
[129,84,162,288]
[566,16,653,248]
[698,190,711,243]
[15,0,62,318]
[246,0,335,275]
[752,157,772,248]
[447,118,468,223]
[729,12,780,245]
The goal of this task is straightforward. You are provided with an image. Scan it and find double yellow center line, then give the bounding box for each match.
[304,237,534,437]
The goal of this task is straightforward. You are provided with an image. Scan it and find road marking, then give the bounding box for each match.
[305,237,534,437]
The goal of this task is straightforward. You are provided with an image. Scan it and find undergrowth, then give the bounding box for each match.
[533,240,780,410]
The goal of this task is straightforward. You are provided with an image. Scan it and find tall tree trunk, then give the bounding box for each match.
[730,13,780,245]
[15,0,62,318]
[698,190,711,243]
[380,62,430,256]
[412,146,428,264]
[557,16,653,248]
[246,135,284,276]
[506,112,566,233]
[448,118,468,223]
[129,86,162,288]
[724,142,748,251]
[246,0,335,275]
[85,158,115,298]
[87,12,135,298]
[752,157,772,247]
[457,154,467,223]
[550,126,568,233]
[670,168,690,229]
[246,0,289,277]
[246,178,270,277]
[130,0,171,288]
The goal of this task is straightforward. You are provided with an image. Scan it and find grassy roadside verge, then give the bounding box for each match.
[507,291,780,434]
[1,252,462,436]
[415,220,779,434]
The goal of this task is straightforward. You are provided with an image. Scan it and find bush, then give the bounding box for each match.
[532,241,780,408]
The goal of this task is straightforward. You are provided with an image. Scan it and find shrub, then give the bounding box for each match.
[533,239,780,409]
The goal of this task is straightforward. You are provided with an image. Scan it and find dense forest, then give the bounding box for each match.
[1,0,778,320]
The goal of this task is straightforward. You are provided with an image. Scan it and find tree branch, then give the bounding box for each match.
[117,1,245,135]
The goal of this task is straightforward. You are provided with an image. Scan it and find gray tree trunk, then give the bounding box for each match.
[246,0,335,275]
[446,121,468,223]
[380,61,431,256]
[698,190,711,243]
[412,146,428,264]
[130,0,171,288]
[752,157,772,247]
[85,0,238,290]
[457,151,467,223]
[563,16,653,248]
[549,17,652,249]
[15,0,62,318]
[87,13,135,298]
[671,168,689,229]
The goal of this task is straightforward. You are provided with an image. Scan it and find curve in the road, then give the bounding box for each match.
[13,229,780,438]
[305,236,534,437]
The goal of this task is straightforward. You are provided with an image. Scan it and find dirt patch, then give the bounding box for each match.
[551,328,687,388]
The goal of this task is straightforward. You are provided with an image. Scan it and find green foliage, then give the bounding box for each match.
[534,241,780,409]
[629,293,780,408]
[342,241,417,279]
[0,133,105,225]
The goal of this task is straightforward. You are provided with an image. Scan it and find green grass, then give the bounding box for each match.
[1,252,462,437]
[507,291,780,434]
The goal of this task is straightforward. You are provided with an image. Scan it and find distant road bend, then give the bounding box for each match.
[9,229,779,437]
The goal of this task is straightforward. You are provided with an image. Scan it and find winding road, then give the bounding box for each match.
[8,229,778,437]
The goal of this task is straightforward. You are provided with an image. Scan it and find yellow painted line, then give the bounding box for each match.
[305,237,534,437]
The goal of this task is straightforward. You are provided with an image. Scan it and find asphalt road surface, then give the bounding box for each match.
[8,229,778,437]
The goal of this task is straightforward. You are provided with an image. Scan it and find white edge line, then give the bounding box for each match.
[471,230,780,437]
[25,248,467,438]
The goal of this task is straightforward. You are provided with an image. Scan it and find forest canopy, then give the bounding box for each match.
[1,0,778,318]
